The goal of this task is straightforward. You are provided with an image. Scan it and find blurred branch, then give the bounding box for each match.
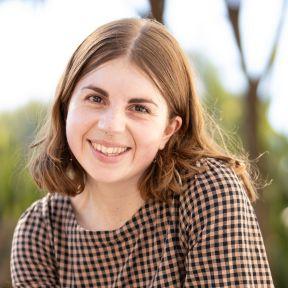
[261,0,287,81]
[225,0,287,81]
[224,0,249,79]
[148,0,165,23]
[224,0,287,159]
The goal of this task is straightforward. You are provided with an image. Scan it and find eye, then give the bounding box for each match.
[87,95,103,103]
[86,95,103,104]
[131,105,150,114]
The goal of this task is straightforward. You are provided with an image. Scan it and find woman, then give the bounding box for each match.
[10,18,274,287]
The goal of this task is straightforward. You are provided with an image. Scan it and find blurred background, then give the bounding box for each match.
[0,0,287,287]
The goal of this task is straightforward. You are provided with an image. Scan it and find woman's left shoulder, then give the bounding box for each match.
[178,157,255,233]
[181,156,250,204]
[177,158,274,286]
[193,156,244,185]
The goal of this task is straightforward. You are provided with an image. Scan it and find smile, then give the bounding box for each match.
[89,141,131,159]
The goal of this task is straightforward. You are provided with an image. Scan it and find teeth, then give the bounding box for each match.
[91,143,128,156]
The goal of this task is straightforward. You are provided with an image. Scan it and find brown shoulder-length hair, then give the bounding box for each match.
[27,17,259,204]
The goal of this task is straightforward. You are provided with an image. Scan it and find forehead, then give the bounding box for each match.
[73,58,166,104]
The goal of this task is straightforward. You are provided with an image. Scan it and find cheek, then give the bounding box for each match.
[65,108,93,151]
[133,122,165,154]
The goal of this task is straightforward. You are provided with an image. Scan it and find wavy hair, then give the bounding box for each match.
[27,18,259,204]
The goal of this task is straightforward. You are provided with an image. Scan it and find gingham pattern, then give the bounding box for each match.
[10,158,274,287]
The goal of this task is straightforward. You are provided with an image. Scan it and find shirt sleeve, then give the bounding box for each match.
[10,197,60,287]
[181,158,275,287]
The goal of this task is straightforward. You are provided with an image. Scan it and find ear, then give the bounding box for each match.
[159,116,182,150]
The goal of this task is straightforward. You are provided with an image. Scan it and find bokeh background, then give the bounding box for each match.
[0,0,287,287]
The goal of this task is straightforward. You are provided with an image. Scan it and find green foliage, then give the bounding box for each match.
[0,100,48,220]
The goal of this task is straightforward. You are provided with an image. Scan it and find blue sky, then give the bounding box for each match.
[0,0,287,135]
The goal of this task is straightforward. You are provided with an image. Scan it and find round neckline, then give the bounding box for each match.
[66,195,158,240]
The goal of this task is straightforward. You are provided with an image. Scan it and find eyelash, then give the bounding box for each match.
[86,95,151,114]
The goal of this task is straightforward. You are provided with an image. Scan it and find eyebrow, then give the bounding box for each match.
[80,85,159,107]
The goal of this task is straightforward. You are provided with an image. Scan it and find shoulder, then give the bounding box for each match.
[180,156,250,205]
[183,156,250,199]
[178,157,255,245]
[177,158,274,286]
[14,195,48,235]
[10,193,65,286]
[12,193,70,238]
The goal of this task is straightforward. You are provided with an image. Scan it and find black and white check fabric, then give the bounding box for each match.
[10,157,274,287]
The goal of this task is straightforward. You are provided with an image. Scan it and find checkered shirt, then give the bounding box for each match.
[10,157,274,287]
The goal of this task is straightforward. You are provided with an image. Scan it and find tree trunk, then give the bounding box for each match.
[245,79,259,159]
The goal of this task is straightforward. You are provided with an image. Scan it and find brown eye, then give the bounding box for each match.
[87,95,103,103]
[131,105,150,114]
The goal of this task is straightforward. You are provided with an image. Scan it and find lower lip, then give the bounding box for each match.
[89,141,131,164]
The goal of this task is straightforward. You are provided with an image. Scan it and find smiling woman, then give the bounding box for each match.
[65,57,181,191]
[10,18,274,287]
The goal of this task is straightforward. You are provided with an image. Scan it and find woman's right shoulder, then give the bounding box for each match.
[14,193,70,234]
[11,193,65,286]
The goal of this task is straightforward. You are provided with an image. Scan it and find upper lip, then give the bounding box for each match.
[89,139,131,148]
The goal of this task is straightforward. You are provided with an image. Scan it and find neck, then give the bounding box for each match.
[71,176,146,226]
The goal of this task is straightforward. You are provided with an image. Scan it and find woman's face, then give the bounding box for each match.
[66,57,182,187]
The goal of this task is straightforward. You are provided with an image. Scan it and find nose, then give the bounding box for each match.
[97,108,126,134]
